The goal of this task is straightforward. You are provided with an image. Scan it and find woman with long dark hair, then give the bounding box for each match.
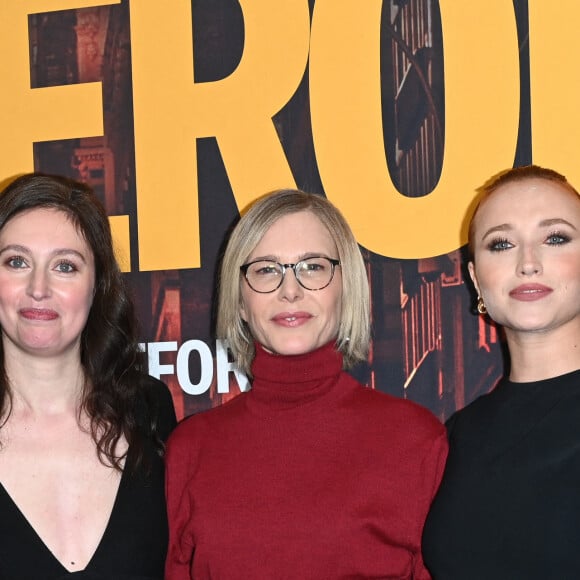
[0,173,176,579]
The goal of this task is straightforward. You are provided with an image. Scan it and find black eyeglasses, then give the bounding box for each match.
[240,256,341,293]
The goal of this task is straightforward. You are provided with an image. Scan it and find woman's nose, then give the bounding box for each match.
[26,269,51,300]
[278,267,304,301]
[517,246,542,276]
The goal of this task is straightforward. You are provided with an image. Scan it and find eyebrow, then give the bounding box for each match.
[247,252,333,263]
[480,218,578,242]
[540,218,577,230]
[0,244,89,263]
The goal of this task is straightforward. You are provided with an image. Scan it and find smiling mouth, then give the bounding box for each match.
[509,285,552,301]
[20,308,58,320]
[272,312,311,325]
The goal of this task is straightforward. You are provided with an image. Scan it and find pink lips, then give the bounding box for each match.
[509,284,553,302]
[271,311,312,328]
[19,308,58,321]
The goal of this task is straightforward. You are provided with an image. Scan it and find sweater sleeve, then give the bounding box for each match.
[165,422,196,580]
[415,429,449,580]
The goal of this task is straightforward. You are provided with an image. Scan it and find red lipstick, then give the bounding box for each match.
[19,308,58,321]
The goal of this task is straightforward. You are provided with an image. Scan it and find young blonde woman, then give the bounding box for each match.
[423,165,580,579]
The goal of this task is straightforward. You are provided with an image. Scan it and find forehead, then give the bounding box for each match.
[251,210,336,257]
[1,208,88,246]
[474,177,580,225]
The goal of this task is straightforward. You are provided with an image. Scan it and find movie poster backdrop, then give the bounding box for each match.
[2,0,571,420]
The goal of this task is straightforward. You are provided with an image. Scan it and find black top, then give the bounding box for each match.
[422,368,580,580]
[0,376,177,580]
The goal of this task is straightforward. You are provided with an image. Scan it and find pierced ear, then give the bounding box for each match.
[467,261,480,295]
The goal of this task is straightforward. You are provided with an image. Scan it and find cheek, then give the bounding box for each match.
[239,288,251,322]
[471,259,500,294]
[0,291,12,315]
[326,287,343,322]
[239,305,246,322]
[0,286,14,302]
[558,254,580,279]
[74,286,96,314]
[239,289,267,330]
[335,291,343,317]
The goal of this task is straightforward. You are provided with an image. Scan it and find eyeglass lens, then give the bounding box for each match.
[245,257,337,292]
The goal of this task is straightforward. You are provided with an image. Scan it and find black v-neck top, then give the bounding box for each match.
[0,376,176,580]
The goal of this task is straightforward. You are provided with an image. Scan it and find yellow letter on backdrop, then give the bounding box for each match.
[130,0,310,271]
[309,0,520,259]
[0,0,117,176]
[529,1,580,186]
[0,1,130,269]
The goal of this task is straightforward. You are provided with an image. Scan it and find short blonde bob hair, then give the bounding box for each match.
[217,189,370,375]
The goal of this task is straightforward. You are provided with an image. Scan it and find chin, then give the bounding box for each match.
[270,340,319,357]
[505,319,557,334]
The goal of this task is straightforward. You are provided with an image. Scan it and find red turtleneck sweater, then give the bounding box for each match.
[165,343,447,579]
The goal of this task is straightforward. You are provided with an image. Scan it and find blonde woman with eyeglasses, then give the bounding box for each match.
[165,189,447,580]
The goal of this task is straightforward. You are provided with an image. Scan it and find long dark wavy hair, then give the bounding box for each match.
[0,173,161,471]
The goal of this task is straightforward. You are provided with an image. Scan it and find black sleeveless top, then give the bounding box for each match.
[0,377,176,580]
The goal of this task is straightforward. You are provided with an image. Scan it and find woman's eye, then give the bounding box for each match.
[487,238,513,252]
[55,261,77,273]
[303,262,324,272]
[7,256,26,268]
[546,233,569,245]
[256,266,278,276]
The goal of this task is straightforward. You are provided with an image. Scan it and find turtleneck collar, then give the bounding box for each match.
[247,341,344,412]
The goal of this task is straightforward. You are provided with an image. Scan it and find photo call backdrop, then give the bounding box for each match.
[1,0,573,421]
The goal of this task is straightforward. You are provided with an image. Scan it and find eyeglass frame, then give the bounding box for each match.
[240,256,341,293]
